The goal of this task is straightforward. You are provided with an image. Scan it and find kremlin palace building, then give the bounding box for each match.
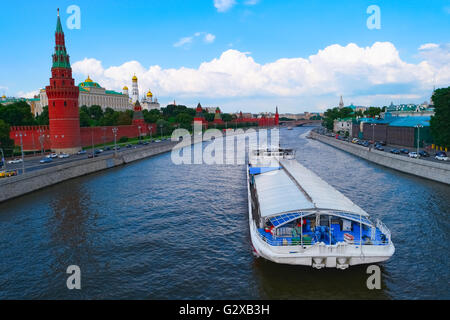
[35,74,160,116]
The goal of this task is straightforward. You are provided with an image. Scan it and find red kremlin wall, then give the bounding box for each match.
[10,124,157,152]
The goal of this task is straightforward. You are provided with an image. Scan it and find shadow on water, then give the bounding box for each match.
[253,258,390,300]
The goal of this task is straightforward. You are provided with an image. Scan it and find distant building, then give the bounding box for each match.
[141,89,160,111]
[333,118,353,135]
[383,102,434,118]
[37,75,130,115]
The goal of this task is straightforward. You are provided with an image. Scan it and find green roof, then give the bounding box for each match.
[105,90,123,95]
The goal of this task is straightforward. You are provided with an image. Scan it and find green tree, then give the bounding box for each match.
[0,119,14,157]
[430,87,450,147]
[0,101,36,126]
[88,105,104,121]
[117,111,132,125]
[35,105,49,125]
[79,108,91,127]
[364,107,382,118]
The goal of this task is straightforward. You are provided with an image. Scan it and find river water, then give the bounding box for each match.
[0,126,448,299]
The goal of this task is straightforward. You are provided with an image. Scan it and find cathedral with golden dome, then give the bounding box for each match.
[125,74,160,111]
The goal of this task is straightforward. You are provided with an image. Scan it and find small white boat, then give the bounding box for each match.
[287,126,293,130]
[247,147,395,269]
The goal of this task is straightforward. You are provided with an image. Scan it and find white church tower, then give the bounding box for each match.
[131,74,139,103]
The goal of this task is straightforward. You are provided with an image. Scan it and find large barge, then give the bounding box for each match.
[247,148,395,269]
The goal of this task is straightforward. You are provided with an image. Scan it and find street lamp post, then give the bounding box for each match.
[148,125,153,141]
[91,128,95,156]
[16,133,26,174]
[416,124,423,157]
[112,128,118,157]
[370,123,376,144]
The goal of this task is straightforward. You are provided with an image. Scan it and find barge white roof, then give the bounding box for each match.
[280,159,369,216]
[253,159,369,218]
[254,169,315,217]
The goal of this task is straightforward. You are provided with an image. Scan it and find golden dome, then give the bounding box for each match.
[123,86,129,90]
[146,90,153,97]
[1,95,6,99]
[132,74,138,81]
[85,75,93,83]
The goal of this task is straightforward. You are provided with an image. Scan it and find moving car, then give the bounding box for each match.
[419,150,430,157]
[47,153,58,159]
[77,150,87,155]
[58,153,69,159]
[126,144,132,148]
[8,158,23,164]
[351,138,359,144]
[435,152,448,161]
[0,170,18,178]
[40,157,53,164]
[374,144,384,151]
[408,152,418,158]
[400,149,409,154]
[87,153,98,158]
[390,149,400,154]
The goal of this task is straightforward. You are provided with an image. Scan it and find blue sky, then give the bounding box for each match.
[1,0,449,113]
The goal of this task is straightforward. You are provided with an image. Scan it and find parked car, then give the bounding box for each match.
[40,157,53,164]
[435,152,448,161]
[94,149,102,155]
[408,152,418,158]
[47,153,58,158]
[351,138,359,144]
[378,141,387,146]
[7,158,23,164]
[87,153,98,159]
[419,150,430,157]
[126,144,132,148]
[362,141,370,147]
[374,144,384,151]
[143,142,149,146]
[400,149,409,154]
[58,153,69,159]
[113,146,121,150]
[104,147,111,151]
[155,140,162,143]
[390,149,400,154]
[77,150,87,155]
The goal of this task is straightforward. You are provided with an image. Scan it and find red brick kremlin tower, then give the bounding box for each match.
[46,9,81,154]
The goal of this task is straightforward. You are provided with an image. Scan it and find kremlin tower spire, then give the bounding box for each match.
[46,8,81,154]
[131,74,139,103]
[275,106,279,126]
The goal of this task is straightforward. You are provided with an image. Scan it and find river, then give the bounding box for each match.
[0,126,448,299]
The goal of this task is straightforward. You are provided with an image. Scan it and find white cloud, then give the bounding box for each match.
[204,33,216,44]
[214,0,236,12]
[244,0,260,5]
[174,32,216,48]
[174,36,194,48]
[419,43,439,50]
[17,90,39,99]
[72,42,450,112]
